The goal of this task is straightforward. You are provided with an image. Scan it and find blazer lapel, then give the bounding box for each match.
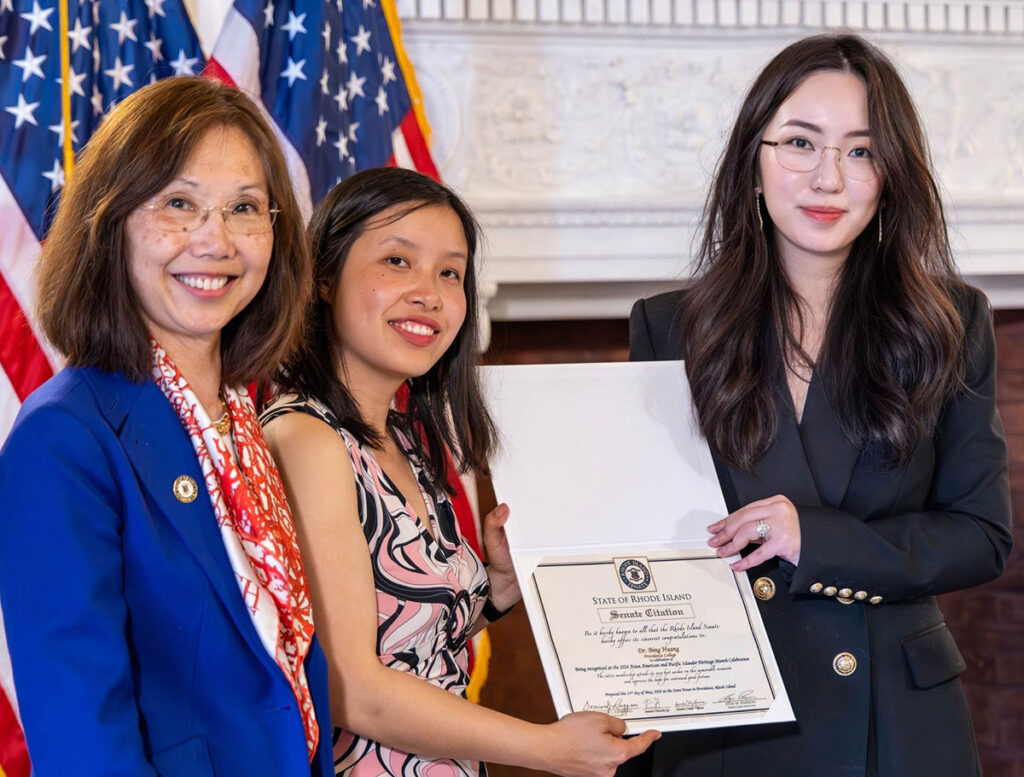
[726,404,823,511]
[88,369,277,670]
[797,372,860,510]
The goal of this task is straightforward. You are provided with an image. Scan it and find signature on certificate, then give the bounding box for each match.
[582,699,640,716]
[717,690,768,709]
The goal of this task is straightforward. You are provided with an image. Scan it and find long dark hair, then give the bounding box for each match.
[38,76,309,385]
[275,167,495,494]
[683,34,967,473]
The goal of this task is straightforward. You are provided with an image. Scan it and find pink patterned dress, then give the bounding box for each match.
[261,396,490,777]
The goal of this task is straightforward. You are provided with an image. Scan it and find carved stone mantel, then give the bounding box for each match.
[397,0,1024,321]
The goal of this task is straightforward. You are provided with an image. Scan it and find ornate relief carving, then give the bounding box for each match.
[479,208,691,228]
[401,7,1024,320]
[399,0,1024,34]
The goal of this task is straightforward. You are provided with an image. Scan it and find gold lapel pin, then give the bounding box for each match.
[173,475,198,503]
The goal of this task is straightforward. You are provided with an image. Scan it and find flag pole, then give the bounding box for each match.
[58,0,74,177]
[379,0,433,148]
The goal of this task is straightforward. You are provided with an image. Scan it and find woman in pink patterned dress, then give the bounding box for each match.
[261,167,659,777]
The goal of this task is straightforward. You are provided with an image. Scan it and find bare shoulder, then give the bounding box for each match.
[263,405,341,451]
[262,406,358,526]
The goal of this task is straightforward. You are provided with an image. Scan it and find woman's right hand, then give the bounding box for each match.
[542,712,660,777]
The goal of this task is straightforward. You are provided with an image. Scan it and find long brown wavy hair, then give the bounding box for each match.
[683,34,967,473]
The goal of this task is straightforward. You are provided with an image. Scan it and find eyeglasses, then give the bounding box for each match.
[139,195,280,236]
[760,138,878,182]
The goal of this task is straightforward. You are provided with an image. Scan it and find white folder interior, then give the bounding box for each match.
[482,360,729,577]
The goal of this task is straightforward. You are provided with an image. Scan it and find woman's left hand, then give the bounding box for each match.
[482,502,521,612]
[707,494,801,571]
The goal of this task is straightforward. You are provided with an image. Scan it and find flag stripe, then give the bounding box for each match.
[0,692,27,777]
[0,599,26,777]
[389,125,414,171]
[399,111,439,181]
[0,276,51,402]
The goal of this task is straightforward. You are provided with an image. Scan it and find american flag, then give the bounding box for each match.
[0,2,440,773]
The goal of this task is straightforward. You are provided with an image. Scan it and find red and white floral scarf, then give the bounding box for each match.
[150,341,318,760]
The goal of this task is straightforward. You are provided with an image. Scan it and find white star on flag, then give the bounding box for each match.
[263,1,275,27]
[333,133,349,161]
[20,1,55,34]
[168,49,199,75]
[104,56,134,89]
[13,46,46,83]
[315,117,327,146]
[333,83,347,111]
[48,118,80,147]
[381,56,396,85]
[374,86,389,116]
[110,11,139,44]
[346,71,366,99]
[5,93,40,129]
[67,17,92,53]
[281,57,306,87]
[335,38,347,65]
[350,25,371,56]
[144,0,167,17]
[281,11,306,40]
[144,31,164,61]
[321,21,330,50]
[319,70,329,95]
[90,84,104,116]
[41,159,64,192]
[59,68,87,98]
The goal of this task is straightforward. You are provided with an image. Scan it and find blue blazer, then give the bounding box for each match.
[0,367,333,777]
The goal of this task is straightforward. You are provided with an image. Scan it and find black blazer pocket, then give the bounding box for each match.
[901,622,967,690]
[152,735,214,776]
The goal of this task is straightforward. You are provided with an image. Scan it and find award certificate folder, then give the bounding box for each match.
[481,361,794,733]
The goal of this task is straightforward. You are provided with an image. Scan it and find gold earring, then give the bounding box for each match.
[755,187,764,232]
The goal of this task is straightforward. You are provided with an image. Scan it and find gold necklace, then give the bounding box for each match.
[213,395,231,436]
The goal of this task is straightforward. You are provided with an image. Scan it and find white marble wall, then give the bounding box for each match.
[397,0,1024,320]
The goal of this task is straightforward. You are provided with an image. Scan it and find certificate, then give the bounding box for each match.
[482,361,794,732]
[530,551,782,730]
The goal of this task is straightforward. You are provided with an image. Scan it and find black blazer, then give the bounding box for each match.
[621,286,1012,777]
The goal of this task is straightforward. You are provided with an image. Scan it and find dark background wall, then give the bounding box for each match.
[477,312,1023,777]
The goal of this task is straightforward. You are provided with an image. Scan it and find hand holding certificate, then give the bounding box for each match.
[482,362,794,733]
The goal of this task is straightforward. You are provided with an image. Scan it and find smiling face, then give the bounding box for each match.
[758,70,883,279]
[124,124,273,363]
[330,203,468,394]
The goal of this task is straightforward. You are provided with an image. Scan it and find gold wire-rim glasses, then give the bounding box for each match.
[760,139,879,182]
[139,198,281,236]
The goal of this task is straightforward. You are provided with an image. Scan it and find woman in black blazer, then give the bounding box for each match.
[622,34,1011,777]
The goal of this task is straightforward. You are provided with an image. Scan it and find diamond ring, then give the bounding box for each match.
[755,520,770,540]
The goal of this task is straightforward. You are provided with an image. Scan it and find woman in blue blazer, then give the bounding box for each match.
[0,77,332,776]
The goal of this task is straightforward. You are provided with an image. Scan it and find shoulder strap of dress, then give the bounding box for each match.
[258,394,343,433]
